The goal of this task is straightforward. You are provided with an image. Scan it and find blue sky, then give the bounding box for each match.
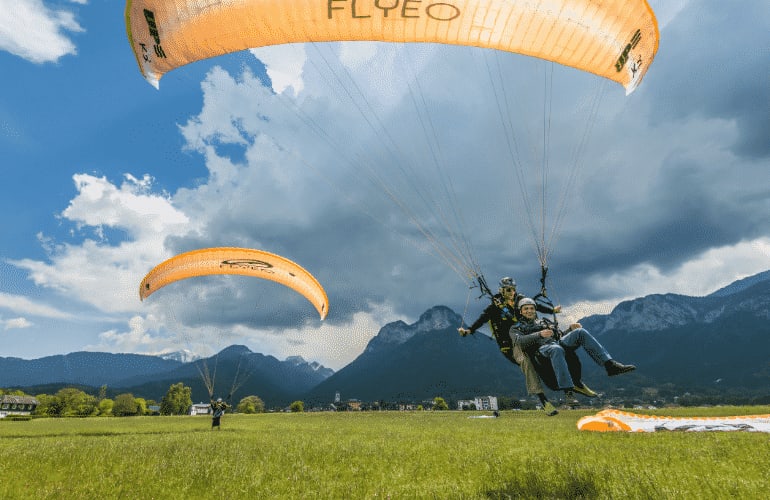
[1,0,768,370]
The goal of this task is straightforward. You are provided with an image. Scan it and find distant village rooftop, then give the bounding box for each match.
[0,395,39,418]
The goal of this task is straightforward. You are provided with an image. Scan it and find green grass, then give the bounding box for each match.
[1,406,769,499]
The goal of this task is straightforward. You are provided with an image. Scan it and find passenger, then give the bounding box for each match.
[512,297,635,400]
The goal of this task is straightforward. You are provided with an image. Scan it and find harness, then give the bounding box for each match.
[532,265,561,340]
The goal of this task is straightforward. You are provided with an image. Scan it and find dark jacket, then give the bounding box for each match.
[466,293,520,352]
[210,401,227,418]
[511,316,557,354]
[467,293,557,350]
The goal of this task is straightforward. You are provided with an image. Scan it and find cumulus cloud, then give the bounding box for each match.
[561,237,770,324]
[3,317,34,330]
[10,173,192,314]
[0,0,84,64]
[0,291,72,319]
[250,44,307,95]
[87,315,173,354]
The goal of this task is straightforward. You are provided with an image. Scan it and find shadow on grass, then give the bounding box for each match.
[484,469,600,499]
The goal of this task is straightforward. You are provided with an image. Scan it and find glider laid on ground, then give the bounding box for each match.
[139,247,329,320]
[578,409,770,433]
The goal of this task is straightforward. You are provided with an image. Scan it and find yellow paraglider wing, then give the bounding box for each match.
[126,0,658,93]
[139,247,329,320]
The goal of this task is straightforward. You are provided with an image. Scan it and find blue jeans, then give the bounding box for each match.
[537,328,612,390]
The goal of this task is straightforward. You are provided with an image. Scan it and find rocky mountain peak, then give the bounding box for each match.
[364,306,461,354]
[415,305,462,332]
[583,271,770,335]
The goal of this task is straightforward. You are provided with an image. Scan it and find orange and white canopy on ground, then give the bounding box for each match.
[126,0,658,93]
[578,409,770,433]
[139,247,329,320]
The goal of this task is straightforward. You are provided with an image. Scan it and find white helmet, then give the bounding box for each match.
[518,297,536,310]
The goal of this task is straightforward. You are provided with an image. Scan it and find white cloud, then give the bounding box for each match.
[561,237,770,323]
[229,303,398,371]
[589,237,770,299]
[10,173,193,314]
[250,44,307,95]
[83,305,396,371]
[0,291,72,319]
[3,317,34,330]
[88,315,172,354]
[62,173,189,239]
[0,0,84,64]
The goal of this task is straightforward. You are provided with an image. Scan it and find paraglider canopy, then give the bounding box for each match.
[126,0,658,93]
[139,247,329,320]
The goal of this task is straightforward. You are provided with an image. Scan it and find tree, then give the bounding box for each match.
[135,397,148,416]
[58,388,98,417]
[432,397,449,411]
[237,395,265,414]
[32,388,97,417]
[113,393,139,416]
[34,394,63,417]
[0,389,26,396]
[98,398,114,416]
[289,400,304,413]
[160,383,192,415]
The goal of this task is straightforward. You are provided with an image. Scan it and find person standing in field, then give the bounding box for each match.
[210,397,228,430]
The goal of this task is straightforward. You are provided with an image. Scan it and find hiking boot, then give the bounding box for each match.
[605,359,636,376]
[572,383,598,398]
[542,401,558,416]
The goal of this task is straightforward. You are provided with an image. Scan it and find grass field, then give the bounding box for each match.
[1,406,769,499]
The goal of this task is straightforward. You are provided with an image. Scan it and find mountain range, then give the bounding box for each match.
[2,271,769,407]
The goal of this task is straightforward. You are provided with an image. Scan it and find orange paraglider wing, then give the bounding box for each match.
[139,247,329,320]
[126,0,658,93]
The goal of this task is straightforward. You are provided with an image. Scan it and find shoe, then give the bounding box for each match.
[563,391,579,406]
[605,359,636,376]
[572,383,598,398]
[542,401,558,416]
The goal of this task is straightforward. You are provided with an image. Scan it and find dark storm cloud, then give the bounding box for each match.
[648,0,770,158]
[154,0,770,340]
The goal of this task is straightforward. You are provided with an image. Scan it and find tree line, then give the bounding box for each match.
[0,384,266,417]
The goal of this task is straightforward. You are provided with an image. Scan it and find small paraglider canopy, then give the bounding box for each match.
[139,247,329,400]
[139,247,329,320]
